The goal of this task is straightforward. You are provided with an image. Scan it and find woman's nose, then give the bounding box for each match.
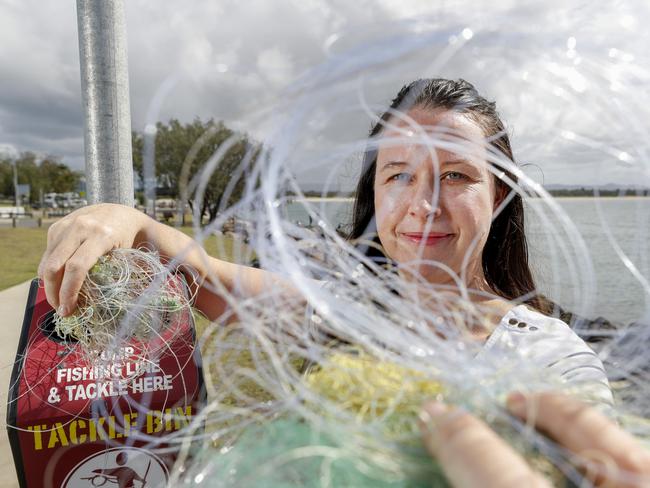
[408,183,441,219]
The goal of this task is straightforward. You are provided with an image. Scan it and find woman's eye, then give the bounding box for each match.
[388,173,412,184]
[442,171,467,181]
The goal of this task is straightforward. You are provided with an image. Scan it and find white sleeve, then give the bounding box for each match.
[539,327,614,411]
[484,308,615,413]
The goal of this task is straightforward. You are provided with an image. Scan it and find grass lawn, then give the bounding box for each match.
[0,225,246,292]
[0,227,49,291]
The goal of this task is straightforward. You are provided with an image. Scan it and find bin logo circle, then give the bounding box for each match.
[62,446,169,487]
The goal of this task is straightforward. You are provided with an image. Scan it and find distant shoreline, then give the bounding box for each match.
[290,195,650,203]
[530,196,650,201]
[291,197,355,203]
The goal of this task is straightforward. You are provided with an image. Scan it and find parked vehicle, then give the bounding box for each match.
[43,193,58,208]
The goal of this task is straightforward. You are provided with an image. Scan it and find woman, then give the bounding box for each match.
[39,78,611,406]
[352,78,536,310]
[349,79,613,406]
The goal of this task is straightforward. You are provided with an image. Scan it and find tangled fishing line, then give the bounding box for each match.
[42,4,650,487]
[178,16,650,487]
[51,248,192,365]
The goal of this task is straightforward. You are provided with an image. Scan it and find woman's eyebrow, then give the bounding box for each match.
[378,158,477,173]
[378,161,409,172]
[442,158,474,166]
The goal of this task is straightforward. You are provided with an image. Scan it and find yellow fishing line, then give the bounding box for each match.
[306,350,444,427]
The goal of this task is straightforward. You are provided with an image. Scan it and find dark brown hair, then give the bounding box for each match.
[349,78,544,310]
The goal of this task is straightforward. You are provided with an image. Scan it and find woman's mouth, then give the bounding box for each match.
[400,232,452,246]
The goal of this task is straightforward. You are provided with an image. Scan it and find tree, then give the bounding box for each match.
[0,159,13,198]
[132,130,144,183]
[15,153,41,203]
[132,118,261,224]
[39,158,81,194]
[0,152,81,203]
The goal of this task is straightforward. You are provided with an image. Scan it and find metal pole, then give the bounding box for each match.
[76,0,134,206]
[12,160,19,207]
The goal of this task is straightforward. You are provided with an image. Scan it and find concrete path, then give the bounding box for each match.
[0,280,31,488]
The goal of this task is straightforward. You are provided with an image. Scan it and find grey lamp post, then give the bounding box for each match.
[76,0,134,206]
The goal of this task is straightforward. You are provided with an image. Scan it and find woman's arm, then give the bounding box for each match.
[37,203,293,321]
[419,392,650,488]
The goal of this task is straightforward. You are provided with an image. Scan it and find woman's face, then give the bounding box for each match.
[373,107,500,287]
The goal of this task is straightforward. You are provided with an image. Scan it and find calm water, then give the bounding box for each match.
[285,198,650,325]
[526,198,650,325]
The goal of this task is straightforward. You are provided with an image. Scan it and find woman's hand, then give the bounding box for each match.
[38,203,155,315]
[36,203,291,322]
[419,392,650,488]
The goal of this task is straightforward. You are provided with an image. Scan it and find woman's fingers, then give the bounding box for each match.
[419,401,551,488]
[507,392,650,487]
[38,222,81,312]
[57,238,116,314]
[38,205,130,314]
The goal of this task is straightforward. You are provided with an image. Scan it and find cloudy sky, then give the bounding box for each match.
[1,0,650,188]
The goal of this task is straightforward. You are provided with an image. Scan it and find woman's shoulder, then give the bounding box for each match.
[485,304,614,409]
[500,304,576,334]
[488,304,600,357]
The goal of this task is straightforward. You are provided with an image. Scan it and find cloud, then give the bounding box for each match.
[0,0,83,165]
[0,143,19,159]
[257,48,295,87]
[0,0,649,187]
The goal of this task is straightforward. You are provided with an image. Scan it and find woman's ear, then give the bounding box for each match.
[493,181,508,211]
